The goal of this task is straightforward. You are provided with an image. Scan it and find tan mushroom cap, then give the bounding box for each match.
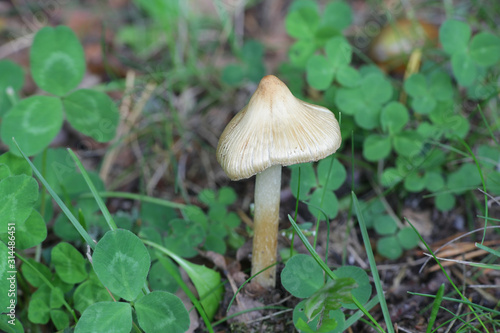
[216,75,342,181]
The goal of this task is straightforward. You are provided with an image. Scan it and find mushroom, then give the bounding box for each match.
[216,75,341,288]
[369,19,438,73]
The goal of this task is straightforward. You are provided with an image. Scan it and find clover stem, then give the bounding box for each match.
[251,164,282,288]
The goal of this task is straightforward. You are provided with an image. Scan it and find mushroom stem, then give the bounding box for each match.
[251,164,282,288]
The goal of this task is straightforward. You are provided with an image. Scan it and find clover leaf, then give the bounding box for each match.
[439,19,499,87]
[306,36,352,90]
[439,19,471,55]
[286,6,320,40]
[362,135,391,162]
[451,53,478,86]
[320,1,352,33]
[1,96,63,156]
[30,26,85,96]
[469,32,500,67]
[306,55,335,90]
[289,156,346,220]
[380,101,409,134]
[404,72,453,114]
[335,72,393,129]
[362,102,411,162]
[222,40,266,85]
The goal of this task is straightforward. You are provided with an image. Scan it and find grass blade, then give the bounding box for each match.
[226,262,277,314]
[352,191,394,333]
[143,239,217,333]
[287,214,385,333]
[16,253,78,323]
[409,292,500,317]
[477,104,499,145]
[13,139,96,249]
[405,218,487,330]
[81,191,186,210]
[67,149,117,231]
[475,242,500,257]
[426,283,444,333]
[156,254,214,333]
[455,137,488,243]
[344,296,380,330]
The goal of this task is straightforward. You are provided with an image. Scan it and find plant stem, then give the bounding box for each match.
[251,164,281,288]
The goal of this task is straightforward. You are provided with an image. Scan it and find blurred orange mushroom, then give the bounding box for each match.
[369,19,438,73]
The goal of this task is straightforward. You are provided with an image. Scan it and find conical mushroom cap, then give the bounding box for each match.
[216,75,342,180]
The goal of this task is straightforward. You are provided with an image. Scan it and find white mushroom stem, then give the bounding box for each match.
[251,164,282,288]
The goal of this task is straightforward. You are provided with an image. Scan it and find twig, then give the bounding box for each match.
[477,188,500,207]
[419,226,500,273]
[244,309,293,325]
[369,178,405,229]
[100,73,158,185]
[146,160,167,195]
[100,70,135,183]
[0,33,34,58]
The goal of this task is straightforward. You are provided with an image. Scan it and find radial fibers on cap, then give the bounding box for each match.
[216,75,342,181]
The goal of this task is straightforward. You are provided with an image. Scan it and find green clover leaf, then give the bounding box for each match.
[439,19,471,55]
[30,26,85,96]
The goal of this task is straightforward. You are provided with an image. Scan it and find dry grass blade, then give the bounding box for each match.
[100,71,157,184]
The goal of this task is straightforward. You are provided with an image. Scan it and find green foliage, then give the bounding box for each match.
[0,242,14,311]
[355,199,420,259]
[148,258,180,293]
[281,10,498,333]
[75,302,132,333]
[4,147,213,331]
[0,164,45,251]
[26,148,110,242]
[377,236,403,260]
[0,25,119,157]
[281,254,371,332]
[93,229,151,301]
[477,144,500,195]
[162,215,206,257]
[133,0,180,28]
[285,0,351,70]
[335,71,393,130]
[73,278,110,314]
[117,0,182,58]
[293,301,345,333]
[306,36,352,90]
[2,96,64,156]
[289,156,346,220]
[222,40,266,85]
[334,266,371,310]
[281,254,325,298]
[440,19,500,86]
[62,89,120,142]
[301,278,355,322]
[404,72,454,114]
[134,291,190,333]
[0,314,24,333]
[198,186,244,253]
[282,2,497,224]
[30,26,85,96]
[170,252,223,321]
[0,60,24,117]
[138,187,242,258]
[51,242,87,284]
